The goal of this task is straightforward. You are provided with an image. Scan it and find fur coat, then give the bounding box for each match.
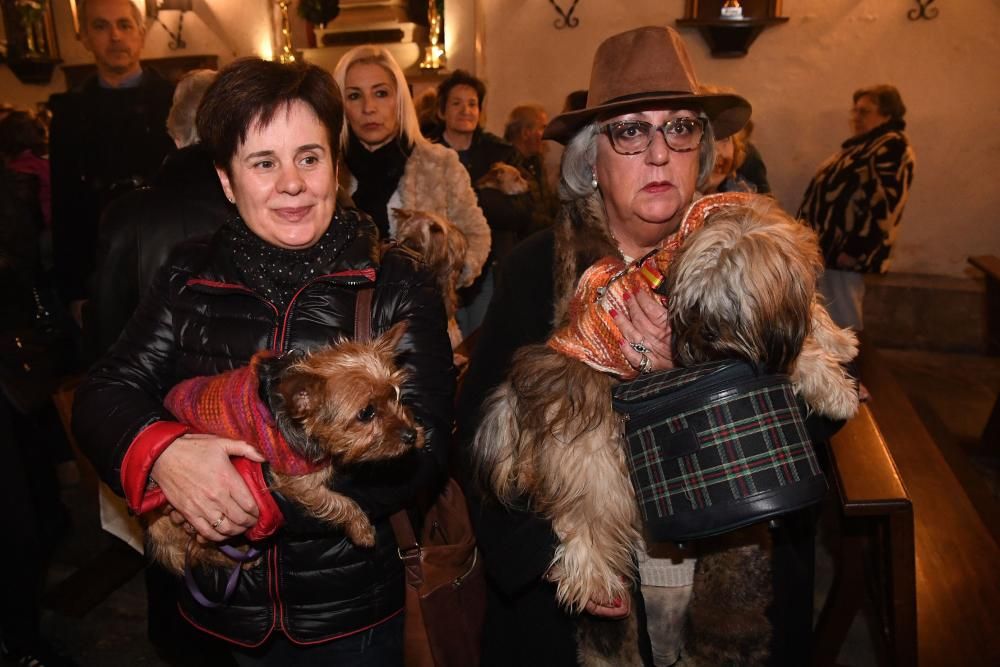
[460,193,830,666]
[797,120,915,274]
[347,140,491,288]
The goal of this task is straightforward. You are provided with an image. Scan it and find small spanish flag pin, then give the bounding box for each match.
[639,263,663,290]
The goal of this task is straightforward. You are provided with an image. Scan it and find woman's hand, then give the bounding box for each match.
[545,568,632,619]
[612,287,674,374]
[151,434,266,542]
[585,593,631,619]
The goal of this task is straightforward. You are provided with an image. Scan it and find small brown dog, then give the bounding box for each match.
[394,208,468,349]
[148,322,424,575]
[475,161,530,195]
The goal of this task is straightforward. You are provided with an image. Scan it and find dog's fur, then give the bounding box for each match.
[394,208,468,349]
[473,196,858,666]
[474,346,646,667]
[147,322,424,575]
[475,345,641,614]
[668,198,859,420]
[682,525,774,667]
[475,161,530,195]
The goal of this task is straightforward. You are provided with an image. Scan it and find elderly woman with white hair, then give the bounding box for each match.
[332,46,490,297]
[460,26,832,667]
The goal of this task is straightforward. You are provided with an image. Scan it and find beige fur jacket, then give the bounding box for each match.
[346,140,491,289]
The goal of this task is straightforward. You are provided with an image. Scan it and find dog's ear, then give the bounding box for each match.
[376,321,409,357]
[392,207,413,224]
[257,351,297,413]
[276,369,327,420]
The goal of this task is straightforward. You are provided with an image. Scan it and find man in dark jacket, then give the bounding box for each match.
[48,0,175,326]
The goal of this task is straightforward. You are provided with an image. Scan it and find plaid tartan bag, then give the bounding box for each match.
[612,360,826,542]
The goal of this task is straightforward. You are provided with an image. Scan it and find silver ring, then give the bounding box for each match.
[638,353,652,375]
[630,341,649,354]
[211,515,227,530]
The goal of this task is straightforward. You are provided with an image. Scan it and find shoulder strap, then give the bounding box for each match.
[357,283,423,584]
[354,285,373,343]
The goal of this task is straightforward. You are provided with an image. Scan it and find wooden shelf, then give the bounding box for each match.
[676,16,788,57]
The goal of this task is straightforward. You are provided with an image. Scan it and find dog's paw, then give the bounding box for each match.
[346,519,376,548]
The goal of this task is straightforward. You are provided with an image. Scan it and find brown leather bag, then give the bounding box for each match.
[390,481,486,667]
[354,285,486,666]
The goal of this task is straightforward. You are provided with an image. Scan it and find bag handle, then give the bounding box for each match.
[355,284,424,588]
[354,285,373,343]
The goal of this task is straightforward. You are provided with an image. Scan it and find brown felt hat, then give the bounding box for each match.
[543,26,751,144]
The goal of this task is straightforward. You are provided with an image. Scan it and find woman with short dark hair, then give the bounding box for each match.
[73,57,455,666]
[853,84,907,124]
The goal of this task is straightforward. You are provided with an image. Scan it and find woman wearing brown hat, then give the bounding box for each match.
[459,26,825,666]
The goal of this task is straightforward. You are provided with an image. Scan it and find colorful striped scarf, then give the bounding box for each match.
[547,193,755,378]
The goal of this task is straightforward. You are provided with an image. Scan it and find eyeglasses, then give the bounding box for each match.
[600,118,705,155]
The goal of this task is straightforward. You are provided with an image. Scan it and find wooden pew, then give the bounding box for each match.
[814,402,915,666]
[968,255,1000,452]
[968,255,1000,355]
[817,346,1000,666]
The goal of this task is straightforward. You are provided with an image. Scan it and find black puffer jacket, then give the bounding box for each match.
[73,209,455,646]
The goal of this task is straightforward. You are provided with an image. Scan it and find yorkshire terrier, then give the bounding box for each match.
[668,196,858,420]
[394,207,468,350]
[473,193,858,666]
[147,322,424,575]
[475,161,530,195]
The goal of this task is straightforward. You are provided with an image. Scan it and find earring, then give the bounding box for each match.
[591,171,599,189]
[227,195,235,204]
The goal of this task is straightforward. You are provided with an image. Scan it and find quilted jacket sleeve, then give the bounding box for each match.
[72,250,187,496]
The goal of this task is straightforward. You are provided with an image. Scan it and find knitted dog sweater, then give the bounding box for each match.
[164,353,323,476]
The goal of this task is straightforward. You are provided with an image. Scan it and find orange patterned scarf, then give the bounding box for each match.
[547,193,756,378]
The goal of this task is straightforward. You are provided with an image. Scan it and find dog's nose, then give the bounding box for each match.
[401,428,417,445]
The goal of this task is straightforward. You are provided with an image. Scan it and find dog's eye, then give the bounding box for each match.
[357,405,376,422]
